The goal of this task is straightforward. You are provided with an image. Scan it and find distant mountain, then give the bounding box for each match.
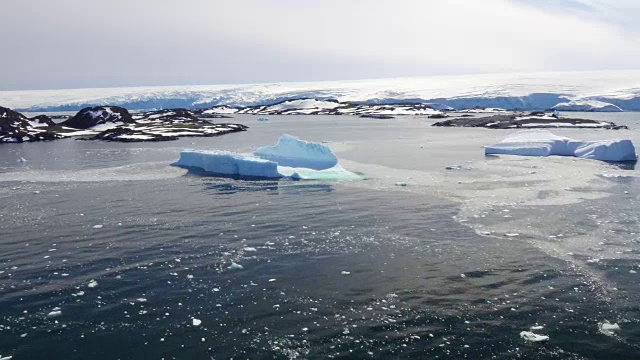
[4,70,640,112]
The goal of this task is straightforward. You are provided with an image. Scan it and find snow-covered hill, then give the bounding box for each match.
[3,70,640,112]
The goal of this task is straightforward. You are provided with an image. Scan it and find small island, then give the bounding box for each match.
[0,106,247,143]
[432,112,628,130]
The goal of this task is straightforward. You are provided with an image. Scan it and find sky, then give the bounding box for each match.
[2,0,640,91]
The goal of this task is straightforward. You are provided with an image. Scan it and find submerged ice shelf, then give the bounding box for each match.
[485,130,637,162]
[171,135,361,181]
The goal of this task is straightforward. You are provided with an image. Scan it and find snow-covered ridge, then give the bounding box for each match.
[4,70,640,112]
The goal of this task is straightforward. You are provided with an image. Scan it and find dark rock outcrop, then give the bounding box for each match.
[29,115,56,126]
[0,106,61,143]
[433,114,627,130]
[62,106,134,129]
[359,114,395,119]
[134,108,199,122]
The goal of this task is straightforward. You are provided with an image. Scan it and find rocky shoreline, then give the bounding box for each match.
[432,113,627,130]
[0,106,247,143]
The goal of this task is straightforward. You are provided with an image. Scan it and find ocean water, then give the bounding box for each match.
[2,114,640,359]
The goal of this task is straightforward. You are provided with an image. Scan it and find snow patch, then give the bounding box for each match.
[552,99,622,112]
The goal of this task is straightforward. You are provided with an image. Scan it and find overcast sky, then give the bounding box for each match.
[2,0,640,90]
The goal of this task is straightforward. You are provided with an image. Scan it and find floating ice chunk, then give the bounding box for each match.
[171,135,360,181]
[243,247,257,252]
[520,331,549,342]
[47,310,62,318]
[505,233,520,237]
[341,271,351,275]
[283,165,362,181]
[227,263,244,270]
[93,225,103,229]
[192,318,202,326]
[172,151,282,178]
[598,321,620,336]
[253,134,338,170]
[530,325,544,330]
[485,130,637,162]
[87,279,98,288]
[0,355,13,360]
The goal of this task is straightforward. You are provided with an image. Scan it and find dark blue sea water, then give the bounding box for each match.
[2,115,640,359]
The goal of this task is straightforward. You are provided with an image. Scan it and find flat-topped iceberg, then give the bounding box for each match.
[485,130,637,162]
[172,135,361,180]
[172,151,281,178]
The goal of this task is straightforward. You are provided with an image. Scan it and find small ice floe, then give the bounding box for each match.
[505,233,520,237]
[520,331,549,342]
[192,318,202,326]
[341,271,351,275]
[17,157,28,164]
[586,258,601,263]
[87,279,98,288]
[227,263,244,270]
[460,273,466,278]
[92,225,103,229]
[530,325,544,330]
[47,309,62,318]
[72,291,85,297]
[268,278,276,282]
[598,321,620,336]
[630,270,637,274]
[0,355,13,360]
[243,247,257,252]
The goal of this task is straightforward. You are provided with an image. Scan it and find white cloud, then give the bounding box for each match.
[1,0,639,90]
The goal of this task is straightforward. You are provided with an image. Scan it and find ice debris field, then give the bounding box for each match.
[172,135,362,181]
[485,130,637,162]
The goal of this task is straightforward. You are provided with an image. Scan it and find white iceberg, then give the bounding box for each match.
[172,135,360,180]
[172,151,281,178]
[254,134,338,170]
[485,130,637,162]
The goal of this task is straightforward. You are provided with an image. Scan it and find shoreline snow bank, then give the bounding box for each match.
[485,130,637,162]
[171,135,360,180]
